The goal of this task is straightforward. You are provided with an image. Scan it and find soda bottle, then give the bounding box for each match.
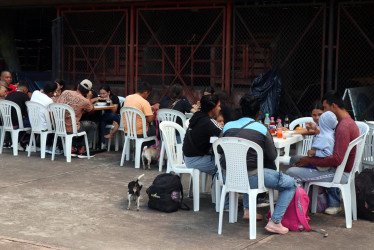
[264,113,270,128]
[269,117,276,134]
[284,115,289,129]
[277,119,283,138]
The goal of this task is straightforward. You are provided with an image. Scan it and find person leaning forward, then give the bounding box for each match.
[123,81,157,137]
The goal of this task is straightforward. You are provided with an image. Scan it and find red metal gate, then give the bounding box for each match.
[136,5,226,102]
[233,3,326,116]
[59,6,128,94]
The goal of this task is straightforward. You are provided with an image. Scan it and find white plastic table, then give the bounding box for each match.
[272,134,303,171]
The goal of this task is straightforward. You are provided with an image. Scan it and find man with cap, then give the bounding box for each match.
[56,79,94,158]
[0,80,12,99]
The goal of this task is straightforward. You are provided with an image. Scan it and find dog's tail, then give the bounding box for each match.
[137,174,145,181]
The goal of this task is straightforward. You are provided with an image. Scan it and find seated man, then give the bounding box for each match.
[0,71,17,94]
[56,79,94,158]
[222,94,297,235]
[123,81,157,137]
[286,91,359,215]
[0,80,12,99]
[31,82,61,154]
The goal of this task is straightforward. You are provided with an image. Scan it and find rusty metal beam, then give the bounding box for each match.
[87,12,127,80]
[280,7,323,69]
[224,2,231,93]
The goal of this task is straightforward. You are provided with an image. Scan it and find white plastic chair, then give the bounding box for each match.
[213,137,274,240]
[0,100,31,156]
[26,101,54,158]
[159,121,200,211]
[362,121,374,170]
[306,121,369,229]
[280,117,314,165]
[49,103,90,163]
[156,109,187,172]
[120,107,157,168]
[106,112,125,152]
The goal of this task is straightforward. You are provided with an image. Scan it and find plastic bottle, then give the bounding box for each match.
[277,119,283,138]
[264,113,270,128]
[284,115,289,129]
[269,117,276,134]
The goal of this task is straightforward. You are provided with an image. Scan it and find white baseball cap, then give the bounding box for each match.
[79,79,92,91]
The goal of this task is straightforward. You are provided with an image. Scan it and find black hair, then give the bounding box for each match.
[78,84,89,95]
[309,100,324,113]
[202,86,215,95]
[322,91,345,109]
[200,94,220,113]
[17,80,28,89]
[1,70,11,77]
[170,84,184,100]
[55,79,66,90]
[240,94,260,118]
[99,85,112,97]
[137,81,152,93]
[43,82,58,94]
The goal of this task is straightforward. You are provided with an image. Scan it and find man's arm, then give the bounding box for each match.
[264,130,277,161]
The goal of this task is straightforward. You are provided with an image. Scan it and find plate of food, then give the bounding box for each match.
[95,102,106,107]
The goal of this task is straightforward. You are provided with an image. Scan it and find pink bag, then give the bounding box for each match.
[268,187,311,231]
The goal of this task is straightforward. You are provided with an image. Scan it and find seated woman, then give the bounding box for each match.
[182,94,222,175]
[159,83,197,114]
[92,86,121,149]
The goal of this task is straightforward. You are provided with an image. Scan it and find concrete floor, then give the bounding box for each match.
[0,148,373,250]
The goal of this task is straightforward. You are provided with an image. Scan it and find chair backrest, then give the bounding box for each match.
[0,100,25,129]
[289,117,314,156]
[121,107,148,138]
[363,122,374,165]
[159,121,185,167]
[118,96,125,107]
[289,117,313,130]
[333,122,369,184]
[157,109,187,130]
[49,103,78,135]
[213,137,265,193]
[26,101,53,133]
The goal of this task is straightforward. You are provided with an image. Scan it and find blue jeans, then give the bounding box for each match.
[242,169,297,223]
[100,113,120,144]
[286,163,348,207]
[184,155,217,175]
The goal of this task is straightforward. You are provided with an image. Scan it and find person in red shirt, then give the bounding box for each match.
[0,71,17,93]
[286,91,359,215]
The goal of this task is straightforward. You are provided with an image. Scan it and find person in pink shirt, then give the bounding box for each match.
[286,91,359,215]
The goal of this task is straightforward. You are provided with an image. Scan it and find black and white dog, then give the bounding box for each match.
[127,174,144,211]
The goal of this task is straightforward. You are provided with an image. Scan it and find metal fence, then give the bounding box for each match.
[136,6,225,102]
[336,2,374,95]
[61,8,128,94]
[233,3,326,117]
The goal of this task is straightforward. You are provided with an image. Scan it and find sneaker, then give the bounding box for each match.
[265,219,289,234]
[101,143,107,150]
[257,195,270,208]
[55,148,64,155]
[45,147,53,154]
[78,151,95,159]
[71,148,78,157]
[324,206,342,215]
[3,142,12,148]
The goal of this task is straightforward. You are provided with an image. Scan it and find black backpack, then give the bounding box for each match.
[355,168,374,221]
[146,173,190,213]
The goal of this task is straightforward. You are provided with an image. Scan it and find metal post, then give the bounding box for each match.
[129,5,135,94]
[224,2,231,93]
[326,0,334,92]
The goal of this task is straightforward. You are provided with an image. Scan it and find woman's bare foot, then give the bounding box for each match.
[243,208,263,221]
[104,133,114,139]
[104,121,119,139]
[265,219,289,234]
